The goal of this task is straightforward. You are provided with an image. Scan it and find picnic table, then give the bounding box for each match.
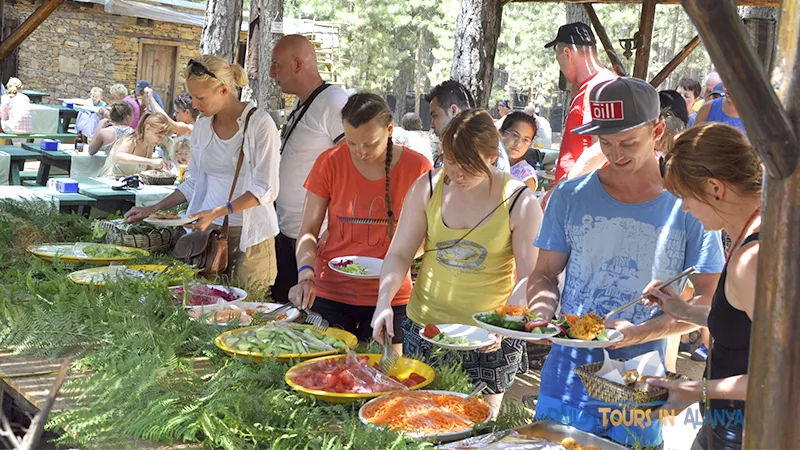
[73,177,176,214]
[22,142,74,185]
[21,89,50,104]
[0,185,96,216]
[36,104,79,133]
[0,145,40,185]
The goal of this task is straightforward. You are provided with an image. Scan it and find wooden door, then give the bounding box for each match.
[138,43,177,115]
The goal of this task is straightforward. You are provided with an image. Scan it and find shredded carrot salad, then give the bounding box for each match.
[362,391,490,435]
[495,305,527,316]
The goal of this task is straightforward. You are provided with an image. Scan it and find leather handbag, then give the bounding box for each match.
[173,108,257,277]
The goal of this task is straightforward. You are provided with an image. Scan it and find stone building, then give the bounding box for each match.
[2,0,247,112]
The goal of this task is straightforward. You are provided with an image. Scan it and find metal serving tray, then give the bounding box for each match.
[513,421,629,449]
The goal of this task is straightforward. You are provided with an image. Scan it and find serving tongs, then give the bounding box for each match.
[604,267,697,320]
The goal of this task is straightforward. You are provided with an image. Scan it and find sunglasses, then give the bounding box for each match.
[659,154,715,179]
[187,59,216,79]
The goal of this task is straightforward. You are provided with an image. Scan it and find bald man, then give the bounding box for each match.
[270,34,349,304]
[703,71,723,102]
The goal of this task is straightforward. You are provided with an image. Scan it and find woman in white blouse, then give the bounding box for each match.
[125,55,281,288]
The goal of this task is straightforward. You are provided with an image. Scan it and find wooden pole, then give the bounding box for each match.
[633,0,656,79]
[682,1,800,449]
[649,35,700,87]
[583,3,629,76]
[682,0,798,179]
[0,0,64,62]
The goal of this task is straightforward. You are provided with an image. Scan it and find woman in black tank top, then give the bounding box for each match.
[640,123,762,450]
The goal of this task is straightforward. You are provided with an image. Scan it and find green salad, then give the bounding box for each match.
[331,259,368,275]
[222,324,347,355]
[432,333,479,346]
[82,244,132,258]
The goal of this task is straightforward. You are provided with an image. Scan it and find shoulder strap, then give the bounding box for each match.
[741,232,760,246]
[508,186,528,214]
[222,107,258,233]
[280,82,331,154]
[427,170,434,198]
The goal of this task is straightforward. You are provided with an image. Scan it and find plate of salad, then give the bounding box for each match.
[418,324,495,351]
[547,313,624,348]
[472,305,560,342]
[328,256,382,279]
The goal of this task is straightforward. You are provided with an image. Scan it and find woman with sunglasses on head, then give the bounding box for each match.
[371,109,543,415]
[500,111,539,192]
[289,93,431,345]
[642,122,762,450]
[124,56,280,289]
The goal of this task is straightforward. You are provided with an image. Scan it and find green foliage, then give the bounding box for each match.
[0,200,515,449]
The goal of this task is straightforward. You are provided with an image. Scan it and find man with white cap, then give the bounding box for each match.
[526,77,724,448]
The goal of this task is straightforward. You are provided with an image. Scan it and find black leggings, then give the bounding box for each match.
[310,297,406,344]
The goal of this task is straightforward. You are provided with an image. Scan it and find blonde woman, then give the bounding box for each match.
[108,83,140,128]
[99,112,172,178]
[1,78,32,136]
[124,56,280,288]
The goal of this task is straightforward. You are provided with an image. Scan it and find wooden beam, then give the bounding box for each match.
[743,0,800,447]
[511,0,779,5]
[682,0,797,179]
[633,0,656,79]
[649,35,700,86]
[0,0,64,61]
[584,3,629,76]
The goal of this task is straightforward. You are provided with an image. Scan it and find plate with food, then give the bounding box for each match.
[170,283,247,309]
[188,304,253,326]
[328,256,382,279]
[68,264,190,285]
[27,243,149,264]
[216,323,357,362]
[472,305,560,341]
[418,324,494,351]
[144,210,195,227]
[235,301,300,323]
[285,353,434,403]
[359,390,491,441]
[547,313,624,348]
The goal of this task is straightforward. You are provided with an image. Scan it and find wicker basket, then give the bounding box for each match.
[574,361,689,410]
[139,170,177,186]
[98,219,185,253]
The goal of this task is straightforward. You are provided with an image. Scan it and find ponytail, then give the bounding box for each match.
[384,137,394,237]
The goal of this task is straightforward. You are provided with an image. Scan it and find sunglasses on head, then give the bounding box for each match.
[187,59,216,79]
[659,154,715,179]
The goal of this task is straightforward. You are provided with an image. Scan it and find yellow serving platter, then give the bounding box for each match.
[214,324,358,363]
[68,264,191,286]
[285,353,436,404]
[27,243,149,264]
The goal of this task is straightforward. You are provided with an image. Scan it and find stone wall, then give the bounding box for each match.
[4,0,209,105]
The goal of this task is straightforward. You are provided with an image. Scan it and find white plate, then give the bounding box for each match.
[235,302,300,323]
[144,214,195,227]
[548,329,624,348]
[328,256,383,279]
[359,390,490,442]
[170,284,247,310]
[187,304,253,327]
[472,313,560,342]
[418,324,494,351]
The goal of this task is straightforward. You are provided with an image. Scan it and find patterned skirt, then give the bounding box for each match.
[401,318,528,394]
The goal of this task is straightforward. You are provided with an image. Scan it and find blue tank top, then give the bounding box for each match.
[707,98,747,136]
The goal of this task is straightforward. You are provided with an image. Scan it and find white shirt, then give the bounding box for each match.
[277,85,349,239]
[177,102,280,251]
[392,128,433,164]
[534,115,553,149]
[200,130,246,227]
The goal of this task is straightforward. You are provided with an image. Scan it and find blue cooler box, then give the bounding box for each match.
[56,178,79,194]
[40,139,60,151]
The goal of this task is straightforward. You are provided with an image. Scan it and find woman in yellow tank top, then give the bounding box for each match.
[370,110,543,413]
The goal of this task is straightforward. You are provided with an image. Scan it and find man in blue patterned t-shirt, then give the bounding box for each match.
[526,78,724,448]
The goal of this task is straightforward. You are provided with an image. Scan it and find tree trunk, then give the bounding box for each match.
[242,0,283,122]
[450,0,503,109]
[200,0,244,63]
[742,6,778,71]
[566,3,588,25]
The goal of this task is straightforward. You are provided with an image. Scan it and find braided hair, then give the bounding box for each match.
[341,93,395,237]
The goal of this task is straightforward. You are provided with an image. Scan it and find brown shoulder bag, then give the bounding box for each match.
[173,108,257,277]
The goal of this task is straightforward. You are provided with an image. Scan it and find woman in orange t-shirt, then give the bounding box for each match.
[288,93,432,343]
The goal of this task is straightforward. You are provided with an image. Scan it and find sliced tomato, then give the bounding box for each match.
[422,324,441,339]
[401,379,417,388]
[358,356,371,366]
[372,362,380,370]
[338,371,354,385]
[407,372,426,385]
[334,382,347,393]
